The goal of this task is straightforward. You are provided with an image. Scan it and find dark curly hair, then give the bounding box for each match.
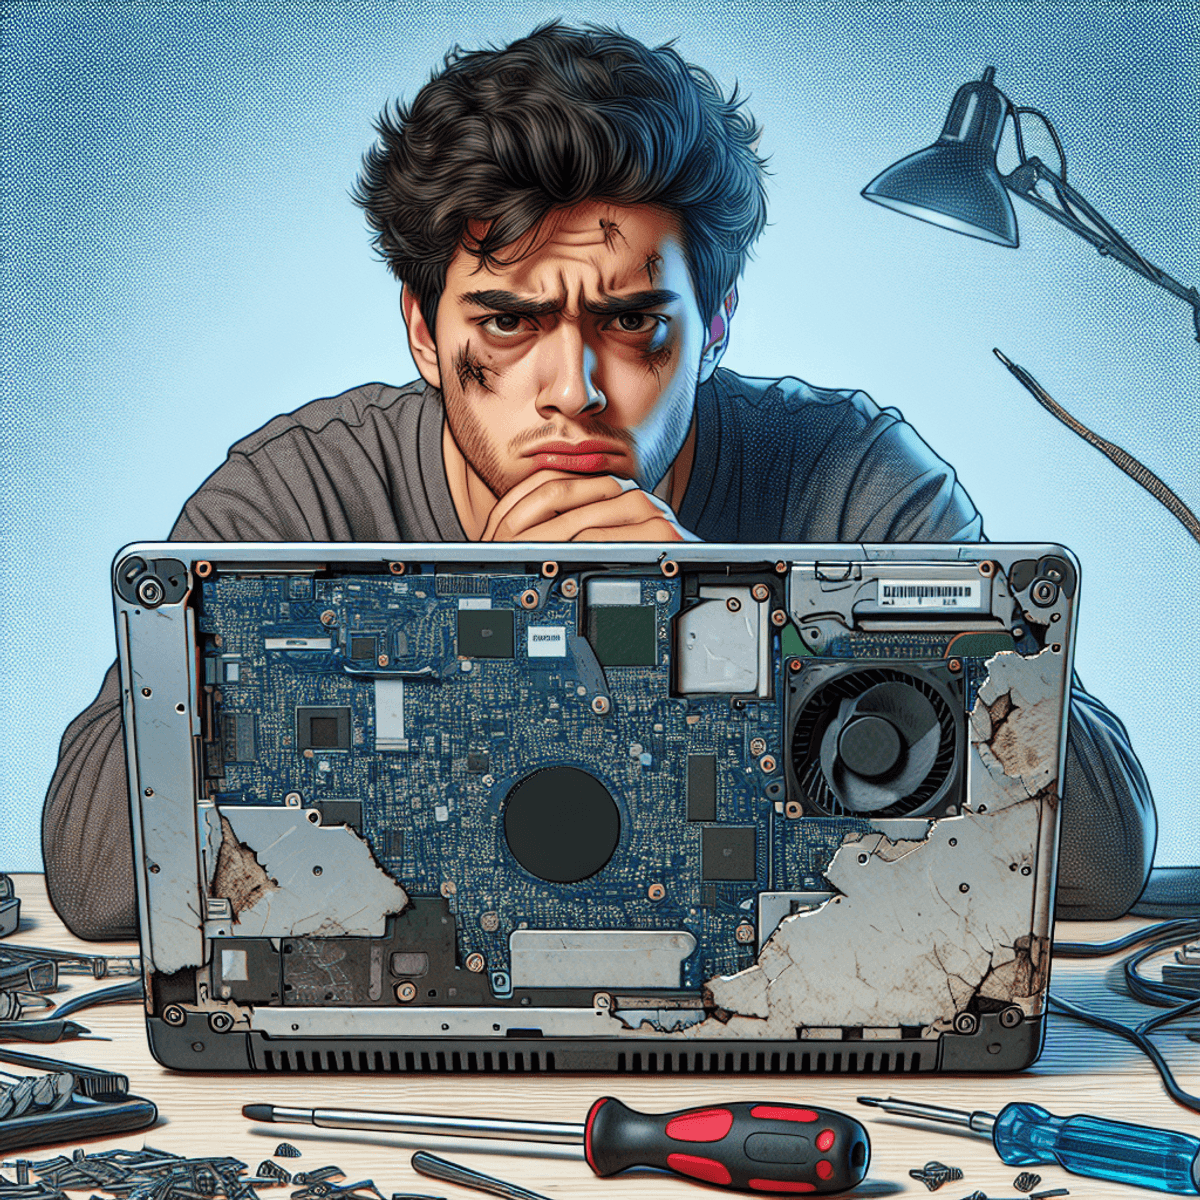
[352,22,768,328]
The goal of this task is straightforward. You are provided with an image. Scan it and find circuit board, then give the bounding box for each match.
[199,566,870,988]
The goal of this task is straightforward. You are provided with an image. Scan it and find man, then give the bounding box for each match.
[43,23,1154,939]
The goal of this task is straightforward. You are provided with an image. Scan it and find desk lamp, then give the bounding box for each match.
[861,67,1200,343]
[863,67,1200,916]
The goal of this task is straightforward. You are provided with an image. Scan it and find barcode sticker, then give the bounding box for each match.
[878,580,983,609]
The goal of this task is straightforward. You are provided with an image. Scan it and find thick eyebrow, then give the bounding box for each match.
[460,288,680,318]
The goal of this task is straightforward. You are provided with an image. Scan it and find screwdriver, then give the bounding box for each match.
[244,1098,870,1194]
[859,1096,1200,1195]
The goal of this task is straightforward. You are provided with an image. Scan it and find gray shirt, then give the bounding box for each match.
[42,370,1153,938]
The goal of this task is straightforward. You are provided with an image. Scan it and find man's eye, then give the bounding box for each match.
[482,314,525,335]
[617,312,650,332]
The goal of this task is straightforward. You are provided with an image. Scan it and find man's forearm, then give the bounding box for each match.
[42,662,138,941]
[1056,675,1156,920]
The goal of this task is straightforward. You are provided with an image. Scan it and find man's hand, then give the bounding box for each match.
[481,469,699,542]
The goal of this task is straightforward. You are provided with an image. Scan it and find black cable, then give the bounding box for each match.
[1049,918,1200,1113]
[1053,918,1200,958]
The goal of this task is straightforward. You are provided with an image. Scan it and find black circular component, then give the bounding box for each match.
[789,666,961,819]
[837,715,903,779]
[504,767,620,883]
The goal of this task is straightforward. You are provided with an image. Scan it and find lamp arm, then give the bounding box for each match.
[1003,158,1200,343]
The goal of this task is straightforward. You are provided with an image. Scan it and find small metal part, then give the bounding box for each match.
[909,1162,963,1191]
[788,657,803,672]
[749,737,767,756]
[1028,1191,1069,1199]
[948,658,962,673]
[519,590,539,609]
[1013,1173,1042,1193]
[196,561,214,578]
[464,953,485,974]
[725,596,742,612]
[411,1152,551,1200]
[439,881,456,898]
[320,610,337,626]
[592,992,611,1010]
[647,883,665,901]
[388,562,405,575]
[395,982,418,1003]
[785,800,802,818]
[275,1145,302,1159]
[377,654,389,667]
[559,578,578,598]
[292,1168,344,1186]
[953,1012,979,1035]
[479,912,500,932]
[258,1163,292,1185]
[979,560,995,577]
[771,608,787,626]
[590,696,610,715]
[735,923,755,944]
[759,754,776,773]
[540,562,558,578]
[659,558,678,577]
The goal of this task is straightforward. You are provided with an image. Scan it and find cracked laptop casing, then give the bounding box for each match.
[113,542,1076,1073]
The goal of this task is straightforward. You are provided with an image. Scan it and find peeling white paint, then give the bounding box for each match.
[212,806,408,939]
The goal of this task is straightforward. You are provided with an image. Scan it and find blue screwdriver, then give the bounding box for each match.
[858,1096,1200,1194]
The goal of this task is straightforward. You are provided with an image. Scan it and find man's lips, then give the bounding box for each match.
[525,441,628,473]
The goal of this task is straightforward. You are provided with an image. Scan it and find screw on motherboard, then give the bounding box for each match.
[1013,1173,1042,1193]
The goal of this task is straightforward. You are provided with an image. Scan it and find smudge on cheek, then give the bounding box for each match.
[642,343,673,381]
[454,341,494,394]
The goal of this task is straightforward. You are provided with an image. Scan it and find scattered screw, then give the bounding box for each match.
[1013,1174,1042,1193]
[908,1162,963,1192]
[276,1144,302,1159]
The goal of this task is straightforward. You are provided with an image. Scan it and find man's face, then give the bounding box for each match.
[416,201,712,500]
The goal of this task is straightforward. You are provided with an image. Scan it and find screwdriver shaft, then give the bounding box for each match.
[249,1105,586,1146]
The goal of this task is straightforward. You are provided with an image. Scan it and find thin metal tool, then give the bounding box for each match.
[410,1152,550,1200]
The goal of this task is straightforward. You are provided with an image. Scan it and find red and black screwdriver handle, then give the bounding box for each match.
[584,1098,871,1193]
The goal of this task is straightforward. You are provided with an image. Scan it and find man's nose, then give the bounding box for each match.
[537,327,607,419]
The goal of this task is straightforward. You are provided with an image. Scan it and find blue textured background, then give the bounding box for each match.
[2,2,1198,875]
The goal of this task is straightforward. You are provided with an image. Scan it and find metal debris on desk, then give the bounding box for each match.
[1028,1191,1069,1199]
[391,1194,446,1200]
[292,1181,380,1200]
[274,1148,301,1161]
[0,1146,285,1200]
[909,1161,964,1191]
[1012,1173,1041,1193]
[290,1169,342,1186]
[256,1165,291,1186]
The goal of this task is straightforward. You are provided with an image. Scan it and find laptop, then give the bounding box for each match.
[113,541,1077,1073]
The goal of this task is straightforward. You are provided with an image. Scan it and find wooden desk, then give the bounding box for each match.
[4,874,1198,1198]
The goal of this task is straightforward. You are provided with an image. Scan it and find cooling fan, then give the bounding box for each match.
[789,666,962,818]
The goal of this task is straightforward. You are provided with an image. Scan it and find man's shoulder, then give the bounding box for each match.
[709,368,890,423]
[227,379,435,459]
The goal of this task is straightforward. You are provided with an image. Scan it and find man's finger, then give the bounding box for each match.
[485,474,635,542]
[506,490,688,542]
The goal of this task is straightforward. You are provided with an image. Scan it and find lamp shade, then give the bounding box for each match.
[862,68,1019,247]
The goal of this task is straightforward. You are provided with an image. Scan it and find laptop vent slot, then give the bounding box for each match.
[255,1043,935,1074]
